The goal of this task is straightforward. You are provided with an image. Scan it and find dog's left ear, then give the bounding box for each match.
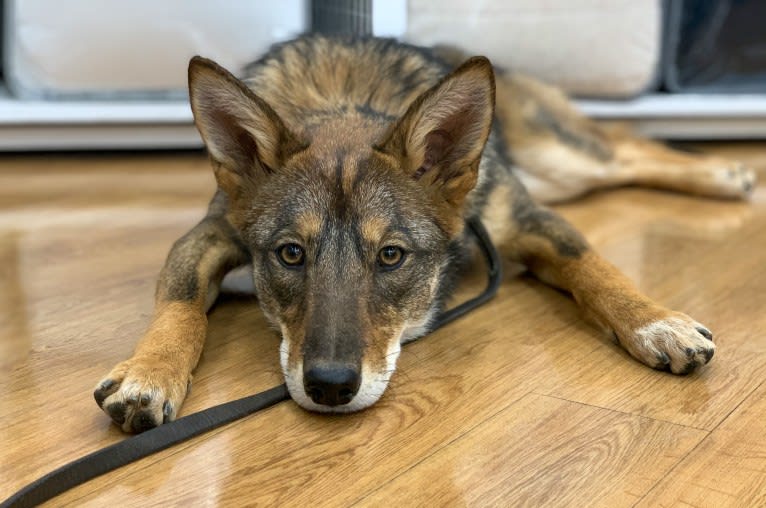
[376,57,495,208]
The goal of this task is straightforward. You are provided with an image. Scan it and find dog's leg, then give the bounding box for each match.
[606,128,756,198]
[483,180,715,374]
[495,73,756,203]
[94,191,249,432]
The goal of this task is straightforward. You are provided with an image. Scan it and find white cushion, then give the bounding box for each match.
[404,0,661,98]
[5,0,306,99]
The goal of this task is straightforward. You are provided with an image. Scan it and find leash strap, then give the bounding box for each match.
[1,218,501,508]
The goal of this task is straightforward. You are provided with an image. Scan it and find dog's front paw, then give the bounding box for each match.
[94,357,189,433]
[617,314,715,375]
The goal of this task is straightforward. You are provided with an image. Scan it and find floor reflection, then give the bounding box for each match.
[0,230,30,373]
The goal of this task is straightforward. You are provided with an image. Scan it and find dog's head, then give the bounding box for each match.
[188,54,495,412]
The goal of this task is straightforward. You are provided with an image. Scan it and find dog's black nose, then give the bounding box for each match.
[303,365,361,406]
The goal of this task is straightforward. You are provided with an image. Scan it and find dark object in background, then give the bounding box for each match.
[664,0,766,92]
[311,0,372,35]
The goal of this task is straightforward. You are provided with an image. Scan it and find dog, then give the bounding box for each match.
[93,34,756,432]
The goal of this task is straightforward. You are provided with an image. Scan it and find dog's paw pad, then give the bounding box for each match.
[94,359,188,433]
[620,315,716,375]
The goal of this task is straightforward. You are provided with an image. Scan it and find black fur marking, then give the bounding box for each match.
[162,215,250,302]
[428,236,473,331]
[530,107,613,162]
[468,137,503,218]
[512,200,588,258]
[164,275,198,303]
[332,149,349,220]
[355,103,397,121]
[488,118,516,167]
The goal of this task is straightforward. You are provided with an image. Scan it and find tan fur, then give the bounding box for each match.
[294,211,324,241]
[360,216,391,246]
[95,211,248,431]
[482,183,517,247]
[488,222,715,374]
[95,35,736,431]
[97,302,205,431]
[243,38,444,134]
[494,72,756,203]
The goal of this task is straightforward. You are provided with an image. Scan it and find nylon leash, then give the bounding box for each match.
[1,218,502,508]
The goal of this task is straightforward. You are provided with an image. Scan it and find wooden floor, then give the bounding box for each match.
[1,143,765,507]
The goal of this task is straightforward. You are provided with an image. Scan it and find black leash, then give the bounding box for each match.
[1,218,502,508]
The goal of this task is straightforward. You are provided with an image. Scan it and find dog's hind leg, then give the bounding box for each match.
[482,178,715,374]
[93,191,250,432]
[495,73,757,203]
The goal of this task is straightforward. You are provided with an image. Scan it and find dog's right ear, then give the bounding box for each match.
[188,56,306,181]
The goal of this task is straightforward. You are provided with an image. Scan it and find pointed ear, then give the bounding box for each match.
[376,57,495,207]
[188,56,306,179]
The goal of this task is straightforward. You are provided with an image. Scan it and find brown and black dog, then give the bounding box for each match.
[94,35,756,432]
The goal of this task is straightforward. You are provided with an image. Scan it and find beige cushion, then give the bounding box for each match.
[404,0,661,98]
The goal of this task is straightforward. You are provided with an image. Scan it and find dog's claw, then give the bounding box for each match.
[94,379,118,407]
[696,326,713,341]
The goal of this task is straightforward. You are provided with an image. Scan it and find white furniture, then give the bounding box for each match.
[1,0,765,150]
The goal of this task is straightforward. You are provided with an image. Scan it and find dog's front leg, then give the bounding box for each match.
[491,184,715,374]
[94,194,249,432]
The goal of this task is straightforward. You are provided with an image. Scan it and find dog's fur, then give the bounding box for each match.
[94,35,755,432]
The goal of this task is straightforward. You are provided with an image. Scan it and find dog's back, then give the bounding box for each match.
[242,35,449,135]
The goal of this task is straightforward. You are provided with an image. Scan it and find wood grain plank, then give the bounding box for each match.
[35,283,547,506]
[637,380,766,507]
[357,393,705,508]
[1,144,764,506]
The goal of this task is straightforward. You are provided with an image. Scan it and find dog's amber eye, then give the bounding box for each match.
[277,243,305,267]
[377,246,405,269]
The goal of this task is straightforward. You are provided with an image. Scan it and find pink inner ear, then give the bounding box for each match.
[414,129,454,179]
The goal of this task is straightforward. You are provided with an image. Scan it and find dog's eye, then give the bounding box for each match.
[277,243,305,267]
[377,246,405,269]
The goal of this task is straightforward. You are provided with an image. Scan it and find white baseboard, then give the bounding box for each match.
[577,93,766,139]
[2,89,766,150]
